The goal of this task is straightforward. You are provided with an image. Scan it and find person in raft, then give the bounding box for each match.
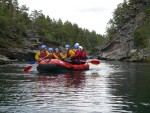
[78,46,87,61]
[73,43,79,52]
[54,48,64,59]
[47,48,58,59]
[74,44,80,57]
[72,44,84,64]
[72,44,87,64]
[35,45,49,61]
[62,44,75,63]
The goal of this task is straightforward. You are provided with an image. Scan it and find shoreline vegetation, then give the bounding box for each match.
[0,0,105,65]
[0,0,150,65]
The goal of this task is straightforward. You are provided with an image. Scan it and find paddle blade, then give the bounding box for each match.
[89,59,100,65]
[24,65,32,72]
[28,61,36,64]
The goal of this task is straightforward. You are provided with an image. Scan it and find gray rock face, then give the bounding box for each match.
[0,33,61,65]
[0,48,37,65]
[99,3,150,62]
[0,55,16,65]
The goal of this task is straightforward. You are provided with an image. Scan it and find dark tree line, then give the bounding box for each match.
[0,0,105,51]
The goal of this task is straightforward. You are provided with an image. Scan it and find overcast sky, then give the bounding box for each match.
[18,0,124,34]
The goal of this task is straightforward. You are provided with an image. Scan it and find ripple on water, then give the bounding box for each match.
[0,61,150,113]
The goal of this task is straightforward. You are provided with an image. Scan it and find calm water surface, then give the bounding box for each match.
[0,61,150,113]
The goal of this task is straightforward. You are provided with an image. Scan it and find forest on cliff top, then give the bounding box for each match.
[1,0,150,54]
[0,0,105,52]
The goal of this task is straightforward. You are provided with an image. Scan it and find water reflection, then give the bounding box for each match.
[104,61,150,113]
[0,61,150,113]
[37,71,86,88]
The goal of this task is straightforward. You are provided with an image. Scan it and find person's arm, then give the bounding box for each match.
[46,51,50,57]
[60,53,65,58]
[53,54,58,59]
[69,50,75,58]
[35,51,40,61]
[62,53,67,58]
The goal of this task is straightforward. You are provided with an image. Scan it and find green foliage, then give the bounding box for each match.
[105,24,116,41]
[0,16,9,31]
[0,0,105,50]
[146,7,150,15]
[146,58,150,63]
[105,2,129,41]
[131,51,138,57]
[0,38,9,48]
[132,28,148,48]
[132,13,150,48]
[105,0,150,48]
[113,1,129,26]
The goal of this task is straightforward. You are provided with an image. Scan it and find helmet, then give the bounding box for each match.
[79,46,83,50]
[48,48,53,52]
[75,43,79,46]
[55,48,59,51]
[65,44,70,48]
[40,45,46,50]
[74,44,79,49]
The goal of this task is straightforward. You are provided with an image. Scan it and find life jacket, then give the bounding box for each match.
[48,53,55,59]
[39,51,47,58]
[55,52,61,58]
[75,49,82,59]
[67,49,70,58]
[81,51,87,60]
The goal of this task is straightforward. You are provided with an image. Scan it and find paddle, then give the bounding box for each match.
[24,65,33,72]
[86,59,100,65]
[24,62,38,72]
[28,61,36,64]
[24,56,47,72]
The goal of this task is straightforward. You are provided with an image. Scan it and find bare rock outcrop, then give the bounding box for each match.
[99,1,150,62]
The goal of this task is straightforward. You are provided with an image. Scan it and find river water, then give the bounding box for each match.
[0,61,150,113]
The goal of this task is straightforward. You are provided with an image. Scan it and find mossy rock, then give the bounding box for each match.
[131,51,139,57]
[145,58,150,63]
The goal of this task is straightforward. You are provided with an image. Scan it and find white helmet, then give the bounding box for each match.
[79,46,83,50]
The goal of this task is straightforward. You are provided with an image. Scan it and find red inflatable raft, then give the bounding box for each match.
[37,59,89,73]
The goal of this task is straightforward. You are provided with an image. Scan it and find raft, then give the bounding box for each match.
[37,59,89,73]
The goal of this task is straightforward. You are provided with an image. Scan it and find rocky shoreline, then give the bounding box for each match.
[97,47,150,63]
[0,35,62,65]
[1,46,150,65]
[0,48,36,65]
[0,55,15,65]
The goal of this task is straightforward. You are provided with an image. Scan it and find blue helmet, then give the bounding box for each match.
[74,44,79,49]
[65,44,70,48]
[48,48,53,52]
[75,43,79,46]
[55,48,59,51]
[40,45,46,50]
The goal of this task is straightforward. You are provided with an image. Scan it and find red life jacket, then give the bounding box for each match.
[81,51,87,60]
[40,51,47,58]
[67,49,70,58]
[55,52,61,58]
[75,49,81,59]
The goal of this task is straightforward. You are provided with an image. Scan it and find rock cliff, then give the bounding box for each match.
[99,0,150,62]
[0,31,61,64]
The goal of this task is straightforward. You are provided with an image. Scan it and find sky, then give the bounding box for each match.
[18,0,124,34]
